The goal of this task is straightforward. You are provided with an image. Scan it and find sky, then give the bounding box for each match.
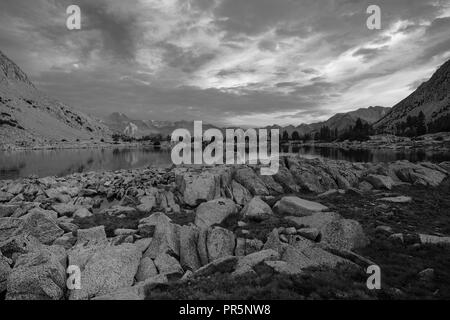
[1,0,449,127]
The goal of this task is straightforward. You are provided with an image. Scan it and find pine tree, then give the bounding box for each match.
[417,111,427,136]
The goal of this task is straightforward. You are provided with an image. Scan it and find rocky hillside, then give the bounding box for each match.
[268,106,389,138]
[0,50,110,149]
[375,59,450,132]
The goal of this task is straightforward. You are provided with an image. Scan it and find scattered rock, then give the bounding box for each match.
[52,203,78,217]
[231,180,252,206]
[135,257,158,282]
[234,167,269,196]
[193,256,239,278]
[207,227,236,262]
[0,191,14,202]
[154,252,183,279]
[6,247,66,300]
[69,243,141,300]
[286,212,369,251]
[179,225,201,271]
[76,226,108,246]
[297,228,320,241]
[20,210,64,244]
[73,207,92,218]
[366,174,395,190]
[143,213,180,259]
[275,196,329,217]
[378,196,412,203]
[194,198,237,229]
[419,234,450,246]
[0,204,20,218]
[232,249,279,277]
[241,197,273,221]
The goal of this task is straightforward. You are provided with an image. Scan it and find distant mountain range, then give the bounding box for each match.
[375,58,450,132]
[265,106,390,138]
[103,106,389,139]
[0,50,110,148]
[103,112,219,138]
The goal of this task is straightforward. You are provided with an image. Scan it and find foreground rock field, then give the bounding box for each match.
[1,156,450,300]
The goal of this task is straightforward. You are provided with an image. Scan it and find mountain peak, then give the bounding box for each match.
[0,50,34,87]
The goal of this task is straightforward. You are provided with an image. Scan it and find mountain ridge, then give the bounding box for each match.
[0,50,111,148]
[375,59,450,132]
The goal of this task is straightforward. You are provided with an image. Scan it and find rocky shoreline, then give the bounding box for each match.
[1,156,450,300]
[0,140,172,152]
[294,132,450,152]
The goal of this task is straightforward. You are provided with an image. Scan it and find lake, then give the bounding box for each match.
[1,146,450,180]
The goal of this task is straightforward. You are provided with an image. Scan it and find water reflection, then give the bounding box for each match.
[1,145,450,180]
[283,145,450,163]
[0,147,172,180]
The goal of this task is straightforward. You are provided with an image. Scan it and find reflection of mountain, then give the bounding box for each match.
[0,50,110,147]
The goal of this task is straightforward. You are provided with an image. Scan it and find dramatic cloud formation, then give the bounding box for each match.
[1,0,449,126]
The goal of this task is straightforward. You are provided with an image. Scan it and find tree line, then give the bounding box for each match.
[281,118,372,142]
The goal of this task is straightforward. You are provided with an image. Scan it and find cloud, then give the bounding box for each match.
[0,0,449,127]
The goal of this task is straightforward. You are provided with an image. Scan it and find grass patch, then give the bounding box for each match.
[145,263,377,300]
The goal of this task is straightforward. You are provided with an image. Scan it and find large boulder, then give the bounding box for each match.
[259,175,284,195]
[232,249,279,277]
[137,194,156,213]
[175,167,231,206]
[419,234,450,246]
[0,191,14,202]
[20,210,64,244]
[0,204,20,218]
[179,225,201,271]
[0,218,25,243]
[193,256,239,278]
[0,253,11,294]
[365,174,394,190]
[389,161,447,187]
[273,166,301,193]
[143,213,180,259]
[234,167,269,196]
[275,196,329,217]
[6,246,67,300]
[154,252,183,278]
[235,238,263,256]
[69,243,141,300]
[285,212,369,251]
[281,245,351,272]
[0,233,42,261]
[263,228,287,254]
[73,207,92,219]
[206,227,236,262]
[287,159,328,193]
[194,198,237,229]
[241,197,273,222]
[76,226,108,246]
[51,203,78,217]
[135,257,158,282]
[6,183,25,195]
[93,275,168,300]
[231,180,252,206]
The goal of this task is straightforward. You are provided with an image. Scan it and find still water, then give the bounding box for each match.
[0,147,172,180]
[1,146,450,180]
